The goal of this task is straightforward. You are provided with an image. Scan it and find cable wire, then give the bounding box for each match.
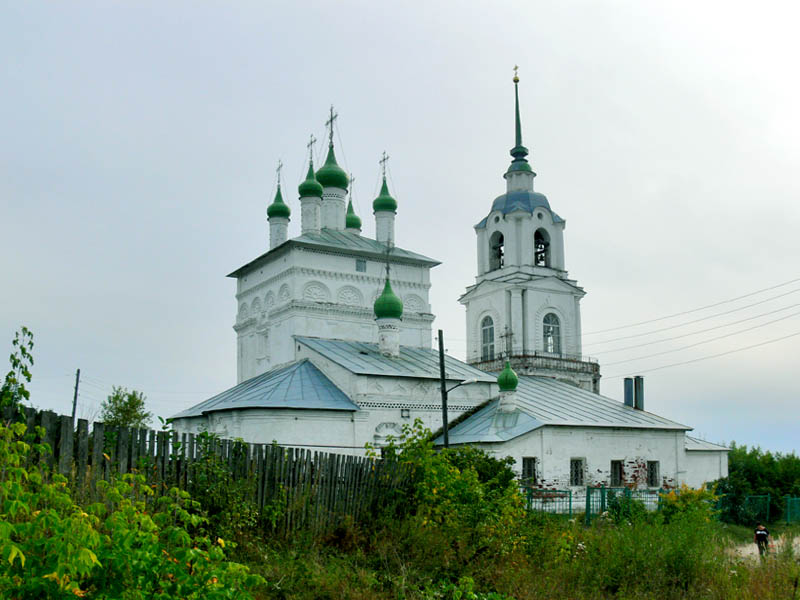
[584,276,800,335]
[603,309,800,366]
[585,287,800,348]
[594,302,800,355]
[603,329,800,380]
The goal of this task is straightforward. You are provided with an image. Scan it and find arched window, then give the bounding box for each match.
[481,316,495,361]
[489,231,504,271]
[534,229,550,267]
[543,313,561,354]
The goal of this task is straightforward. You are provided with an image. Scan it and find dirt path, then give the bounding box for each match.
[732,534,800,560]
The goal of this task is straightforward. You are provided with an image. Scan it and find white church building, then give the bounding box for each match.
[171,77,727,492]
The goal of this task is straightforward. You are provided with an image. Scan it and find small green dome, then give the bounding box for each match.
[316,144,349,189]
[372,177,397,213]
[497,361,518,392]
[267,185,291,219]
[298,161,323,198]
[345,199,362,230]
[373,278,403,320]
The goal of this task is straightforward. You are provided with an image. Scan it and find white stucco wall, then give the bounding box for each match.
[234,243,435,382]
[684,451,729,488]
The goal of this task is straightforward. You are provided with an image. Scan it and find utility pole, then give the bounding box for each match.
[438,329,449,448]
[71,368,80,424]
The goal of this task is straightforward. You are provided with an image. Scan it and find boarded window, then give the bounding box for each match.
[355,259,367,272]
[570,458,585,486]
[522,456,537,485]
[610,460,623,487]
[481,316,495,361]
[647,461,660,488]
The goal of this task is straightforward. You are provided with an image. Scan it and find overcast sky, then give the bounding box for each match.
[2,1,798,452]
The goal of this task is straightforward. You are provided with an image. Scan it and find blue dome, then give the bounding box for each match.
[475,191,563,229]
[491,190,551,214]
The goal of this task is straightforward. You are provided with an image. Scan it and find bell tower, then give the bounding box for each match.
[460,69,600,392]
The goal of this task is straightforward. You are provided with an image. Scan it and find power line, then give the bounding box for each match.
[584,276,800,336]
[594,302,800,355]
[604,329,800,380]
[585,287,800,348]
[603,309,800,366]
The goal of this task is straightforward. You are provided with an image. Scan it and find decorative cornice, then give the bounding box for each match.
[269,300,435,322]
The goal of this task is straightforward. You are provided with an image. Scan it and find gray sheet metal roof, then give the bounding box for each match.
[475,191,564,229]
[171,359,358,419]
[296,336,496,382]
[435,376,690,444]
[685,436,729,452]
[228,230,439,277]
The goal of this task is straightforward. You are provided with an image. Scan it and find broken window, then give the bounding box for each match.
[647,461,660,488]
[543,313,561,354]
[534,228,550,267]
[489,231,505,271]
[522,456,537,485]
[610,460,624,487]
[570,458,585,486]
[481,316,495,361]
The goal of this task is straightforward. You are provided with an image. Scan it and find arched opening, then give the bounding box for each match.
[534,229,551,267]
[543,313,561,354]
[489,231,505,271]
[481,316,495,361]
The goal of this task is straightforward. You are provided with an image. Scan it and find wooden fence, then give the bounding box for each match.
[2,404,412,536]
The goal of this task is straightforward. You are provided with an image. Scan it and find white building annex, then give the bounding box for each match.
[171,75,728,493]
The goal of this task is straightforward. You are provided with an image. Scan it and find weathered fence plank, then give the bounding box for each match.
[76,419,89,486]
[58,415,73,476]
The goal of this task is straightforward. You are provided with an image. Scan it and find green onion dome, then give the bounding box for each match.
[298,161,323,198]
[497,361,518,392]
[373,278,403,320]
[372,177,398,213]
[267,184,291,219]
[316,144,349,189]
[345,199,362,229]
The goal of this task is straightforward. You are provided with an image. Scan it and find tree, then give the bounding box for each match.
[99,386,152,428]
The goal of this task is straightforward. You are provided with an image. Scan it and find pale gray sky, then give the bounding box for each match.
[2,1,798,452]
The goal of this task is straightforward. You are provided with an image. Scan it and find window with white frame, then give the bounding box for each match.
[481,316,495,361]
[543,313,561,354]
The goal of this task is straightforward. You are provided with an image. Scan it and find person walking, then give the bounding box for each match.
[754,523,770,556]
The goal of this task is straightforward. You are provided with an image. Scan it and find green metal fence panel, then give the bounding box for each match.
[743,494,771,524]
[523,488,573,517]
[584,486,664,524]
[785,496,800,524]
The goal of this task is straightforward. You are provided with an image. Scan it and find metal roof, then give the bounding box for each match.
[435,375,690,444]
[171,359,358,419]
[475,191,564,229]
[296,336,497,382]
[685,436,729,452]
[228,229,439,277]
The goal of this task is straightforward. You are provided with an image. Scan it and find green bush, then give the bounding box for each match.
[0,418,265,599]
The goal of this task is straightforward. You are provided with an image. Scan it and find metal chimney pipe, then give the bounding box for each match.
[634,375,644,411]
[623,377,634,408]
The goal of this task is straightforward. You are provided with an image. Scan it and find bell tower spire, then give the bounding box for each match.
[505,67,536,192]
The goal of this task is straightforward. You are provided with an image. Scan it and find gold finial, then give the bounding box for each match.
[513,65,519,83]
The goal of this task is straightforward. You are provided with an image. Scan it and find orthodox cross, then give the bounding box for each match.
[349,173,355,199]
[275,159,283,186]
[379,151,390,177]
[307,134,316,161]
[325,105,338,145]
[500,327,514,357]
